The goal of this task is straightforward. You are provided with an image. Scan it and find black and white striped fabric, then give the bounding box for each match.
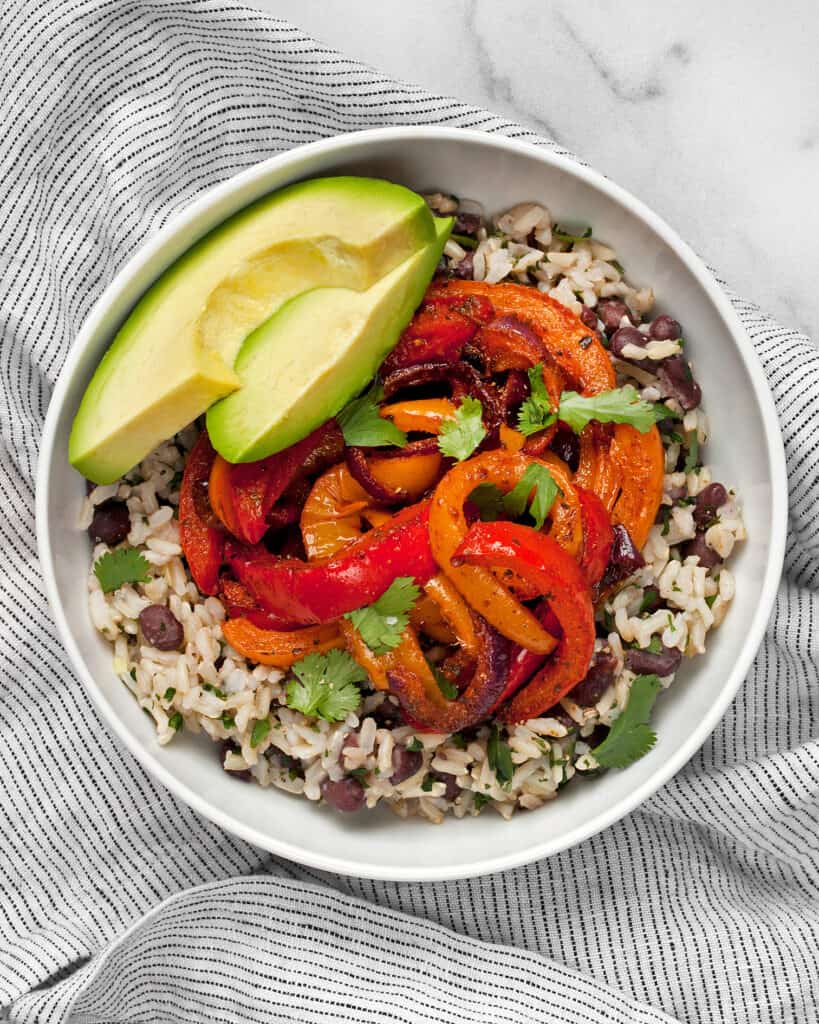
[1,3,816,1022]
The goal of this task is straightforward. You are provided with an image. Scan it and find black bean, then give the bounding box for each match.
[649,314,682,340]
[452,251,474,279]
[579,305,600,331]
[429,769,459,802]
[454,212,482,236]
[571,650,618,706]
[370,696,404,729]
[610,326,648,360]
[390,746,423,784]
[138,604,184,651]
[219,741,252,783]
[601,525,646,586]
[656,355,702,410]
[693,483,728,527]
[320,777,365,813]
[682,532,722,569]
[549,426,580,472]
[88,500,130,545]
[625,644,682,677]
[596,299,634,335]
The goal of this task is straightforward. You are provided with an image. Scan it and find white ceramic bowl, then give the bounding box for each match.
[36,128,787,881]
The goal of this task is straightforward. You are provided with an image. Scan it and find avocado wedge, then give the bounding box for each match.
[70,177,437,483]
[206,219,451,463]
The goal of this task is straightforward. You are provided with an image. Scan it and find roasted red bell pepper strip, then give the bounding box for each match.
[492,603,562,712]
[178,431,224,595]
[228,501,438,627]
[218,578,293,630]
[577,487,614,588]
[381,292,495,374]
[209,420,343,545]
[452,521,595,723]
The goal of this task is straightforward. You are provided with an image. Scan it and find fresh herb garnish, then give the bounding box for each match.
[407,737,423,752]
[610,259,625,275]
[503,463,561,530]
[450,733,466,750]
[345,577,420,654]
[487,726,515,787]
[162,686,176,702]
[558,386,673,435]
[473,792,491,810]
[337,382,407,449]
[646,635,663,654]
[93,548,150,594]
[683,430,700,473]
[421,776,434,792]
[468,482,506,522]
[250,718,271,748]
[202,683,226,700]
[221,711,236,729]
[438,396,487,461]
[168,711,183,732]
[553,225,593,244]
[592,674,662,770]
[286,649,367,722]
[517,364,557,437]
[705,594,717,609]
[638,588,660,614]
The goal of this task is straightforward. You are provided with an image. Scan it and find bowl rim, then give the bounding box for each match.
[35,126,788,881]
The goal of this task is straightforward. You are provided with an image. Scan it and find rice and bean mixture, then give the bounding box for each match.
[81,195,745,823]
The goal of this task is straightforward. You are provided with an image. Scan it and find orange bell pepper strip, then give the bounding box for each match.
[340,619,440,698]
[609,424,665,550]
[429,450,582,653]
[422,573,478,656]
[574,424,621,514]
[379,398,456,435]
[368,451,443,500]
[178,431,224,595]
[410,595,457,645]
[223,617,344,668]
[426,280,616,395]
[452,522,595,724]
[300,463,371,561]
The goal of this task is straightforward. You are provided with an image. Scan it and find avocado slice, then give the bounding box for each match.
[206,219,452,463]
[70,177,437,483]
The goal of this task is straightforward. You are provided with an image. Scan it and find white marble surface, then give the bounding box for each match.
[251,0,818,341]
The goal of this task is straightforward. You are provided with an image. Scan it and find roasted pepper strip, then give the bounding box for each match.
[381,291,495,374]
[387,614,510,732]
[178,431,224,595]
[300,463,371,561]
[426,280,616,395]
[577,487,615,588]
[452,521,596,724]
[379,398,456,435]
[223,617,343,667]
[492,603,562,712]
[209,421,343,545]
[229,501,438,627]
[429,450,581,652]
[609,423,665,550]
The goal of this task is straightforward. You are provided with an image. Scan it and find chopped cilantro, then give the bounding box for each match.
[221,711,236,729]
[345,577,420,654]
[553,224,593,244]
[517,364,557,437]
[473,792,491,810]
[202,683,226,700]
[337,382,407,449]
[503,463,561,530]
[286,649,367,722]
[438,396,487,461]
[407,737,423,752]
[168,711,183,732]
[487,726,515,787]
[421,776,434,792]
[450,233,478,250]
[468,482,506,522]
[610,259,625,275]
[450,733,466,750]
[683,430,700,473]
[705,594,717,609]
[162,686,176,702]
[347,766,369,780]
[647,635,663,654]
[93,548,150,594]
[638,588,660,614]
[592,674,662,770]
[250,718,270,748]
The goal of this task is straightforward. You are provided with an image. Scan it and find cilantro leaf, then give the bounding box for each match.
[487,726,515,786]
[592,674,662,770]
[286,649,367,722]
[345,577,420,654]
[250,717,270,748]
[337,382,407,448]
[468,482,506,522]
[683,430,700,473]
[93,548,151,593]
[504,463,561,530]
[558,386,671,435]
[517,364,557,437]
[438,397,487,461]
[553,225,593,244]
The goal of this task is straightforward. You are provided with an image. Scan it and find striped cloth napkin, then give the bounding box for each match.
[2,3,817,1022]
